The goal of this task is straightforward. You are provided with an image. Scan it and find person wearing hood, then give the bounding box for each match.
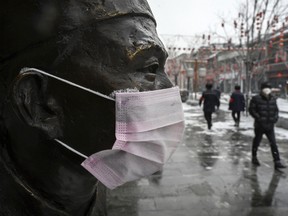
[249,82,286,170]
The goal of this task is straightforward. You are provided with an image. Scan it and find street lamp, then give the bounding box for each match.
[193,59,198,99]
[243,58,254,115]
[186,68,194,99]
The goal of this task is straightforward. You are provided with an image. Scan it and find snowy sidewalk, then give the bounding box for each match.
[187,94,288,129]
[107,103,288,216]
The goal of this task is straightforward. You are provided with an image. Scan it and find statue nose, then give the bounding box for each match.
[144,67,157,82]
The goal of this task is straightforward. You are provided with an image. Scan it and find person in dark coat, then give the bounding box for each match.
[229,85,245,127]
[199,83,220,129]
[249,82,286,170]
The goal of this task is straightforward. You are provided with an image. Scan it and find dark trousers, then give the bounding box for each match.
[252,126,280,162]
[232,111,240,123]
[204,112,212,128]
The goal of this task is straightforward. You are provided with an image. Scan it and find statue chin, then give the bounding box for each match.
[0,0,172,215]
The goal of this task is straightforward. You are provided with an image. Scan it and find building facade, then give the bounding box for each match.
[165,26,288,98]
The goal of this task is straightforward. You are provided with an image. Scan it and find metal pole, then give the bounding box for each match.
[194,59,198,100]
[245,60,250,116]
[230,62,233,93]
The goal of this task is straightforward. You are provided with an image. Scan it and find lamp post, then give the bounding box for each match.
[244,58,254,115]
[186,68,194,99]
[194,59,198,99]
[284,81,288,99]
[171,59,180,86]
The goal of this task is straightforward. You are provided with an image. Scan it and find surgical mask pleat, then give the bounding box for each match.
[82,87,185,189]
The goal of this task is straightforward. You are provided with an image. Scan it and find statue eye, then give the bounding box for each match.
[139,62,159,74]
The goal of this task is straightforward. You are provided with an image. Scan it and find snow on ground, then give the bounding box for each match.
[278,98,288,112]
[220,93,288,116]
[182,102,288,141]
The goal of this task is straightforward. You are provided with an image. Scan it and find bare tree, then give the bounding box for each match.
[211,0,288,112]
[160,34,203,58]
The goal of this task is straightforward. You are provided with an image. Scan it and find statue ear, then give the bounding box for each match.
[11,70,62,139]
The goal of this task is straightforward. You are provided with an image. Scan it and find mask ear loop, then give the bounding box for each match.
[55,139,88,159]
[19,67,115,159]
[20,68,115,101]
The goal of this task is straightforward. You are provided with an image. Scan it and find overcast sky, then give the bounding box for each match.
[147,0,239,36]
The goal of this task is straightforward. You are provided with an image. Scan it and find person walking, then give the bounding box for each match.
[249,81,286,170]
[199,83,220,130]
[229,85,245,127]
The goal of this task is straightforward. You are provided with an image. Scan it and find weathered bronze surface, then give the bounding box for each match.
[0,0,172,215]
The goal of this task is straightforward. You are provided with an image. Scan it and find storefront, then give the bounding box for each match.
[266,64,288,97]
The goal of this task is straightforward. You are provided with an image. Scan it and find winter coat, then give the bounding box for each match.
[229,90,245,112]
[248,93,279,130]
[199,89,220,113]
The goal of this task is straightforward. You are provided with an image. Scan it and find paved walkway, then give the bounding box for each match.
[107,102,288,216]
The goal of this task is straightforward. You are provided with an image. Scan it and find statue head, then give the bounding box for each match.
[0,0,172,214]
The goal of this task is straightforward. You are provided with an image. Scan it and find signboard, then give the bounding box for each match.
[187,68,194,78]
[199,68,207,77]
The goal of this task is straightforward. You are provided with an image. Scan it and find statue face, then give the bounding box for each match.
[36,15,173,158]
[0,0,173,209]
[55,16,172,94]
[4,1,173,164]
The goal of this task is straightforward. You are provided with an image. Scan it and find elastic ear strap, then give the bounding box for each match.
[55,139,88,159]
[20,68,115,101]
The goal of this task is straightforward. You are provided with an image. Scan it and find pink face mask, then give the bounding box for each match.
[20,68,185,189]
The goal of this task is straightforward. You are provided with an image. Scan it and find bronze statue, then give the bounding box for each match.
[0,0,173,215]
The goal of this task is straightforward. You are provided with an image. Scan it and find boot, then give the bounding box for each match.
[275,161,286,170]
[208,122,212,130]
[252,157,260,166]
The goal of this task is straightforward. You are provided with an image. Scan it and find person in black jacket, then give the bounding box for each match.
[199,83,220,129]
[249,82,286,170]
[229,85,245,127]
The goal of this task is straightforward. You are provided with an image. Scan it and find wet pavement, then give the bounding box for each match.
[107,102,288,216]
